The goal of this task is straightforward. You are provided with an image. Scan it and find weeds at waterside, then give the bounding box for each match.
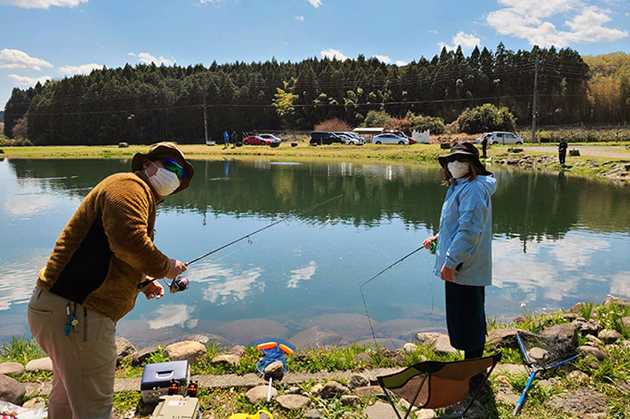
[2,301,629,418]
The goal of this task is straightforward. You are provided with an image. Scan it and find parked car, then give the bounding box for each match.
[243,135,274,145]
[373,134,409,145]
[333,132,363,145]
[384,130,416,144]
[346,132,366,143]
[476,131,524,145]
[310,132,345,145]
[259,134,282,143]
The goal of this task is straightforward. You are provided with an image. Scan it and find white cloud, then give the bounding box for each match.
[321,48,348,60]
[609,272,630,299]
[305,0,321,7]
[0,253,49,311]
[295,15,304,21]
[128,52,175,66]
[438,31,481,51]
[0,0,86,9]
[58,63,104,75]
[191,262,264,305]
[200,0,225,3]
[8,74,51,86]
[0,49,53,70]
[373,55,391,63]
[428,29,440,35]
[148,304,194,329]
[486,0,628,47]
[288,261,317,288]
[395,60,408,66]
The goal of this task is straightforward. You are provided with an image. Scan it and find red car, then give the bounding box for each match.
[243,135,273,146]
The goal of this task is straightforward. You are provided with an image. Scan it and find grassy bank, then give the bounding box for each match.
[3,301,629,418]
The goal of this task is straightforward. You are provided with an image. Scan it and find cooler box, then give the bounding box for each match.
[141,361,190,403]
[149,395,203,419]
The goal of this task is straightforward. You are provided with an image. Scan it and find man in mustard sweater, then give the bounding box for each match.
[27,142,194,419]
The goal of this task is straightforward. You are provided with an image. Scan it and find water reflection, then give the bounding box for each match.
[1,158,630,347]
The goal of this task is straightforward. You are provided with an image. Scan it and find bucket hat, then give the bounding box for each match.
[132,142,194,193]
[438,142,492,176]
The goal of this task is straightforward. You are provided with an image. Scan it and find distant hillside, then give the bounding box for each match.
[0,111,4,123]
[583,52,630,123]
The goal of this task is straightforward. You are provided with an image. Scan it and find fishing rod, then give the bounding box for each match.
[138,193,344,292]
[360,244,434,343]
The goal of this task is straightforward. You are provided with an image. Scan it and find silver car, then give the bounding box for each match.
[373,134,409,145]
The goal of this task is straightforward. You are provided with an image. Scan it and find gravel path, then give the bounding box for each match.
[504,145,630,159]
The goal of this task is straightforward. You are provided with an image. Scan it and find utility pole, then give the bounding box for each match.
[202,87,209,145]
[531,59,539,144]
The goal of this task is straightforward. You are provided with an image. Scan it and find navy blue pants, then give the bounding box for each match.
[445,281,486,352]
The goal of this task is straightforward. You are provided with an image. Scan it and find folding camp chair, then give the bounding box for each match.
[377,351,502,419]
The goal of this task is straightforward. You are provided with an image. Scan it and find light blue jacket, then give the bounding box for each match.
[434,175,497,286]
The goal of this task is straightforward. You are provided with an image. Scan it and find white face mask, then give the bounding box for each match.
[447,161,470,179]
[147,162,180,196]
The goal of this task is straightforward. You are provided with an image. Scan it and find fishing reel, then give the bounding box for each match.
[167,276,190,293]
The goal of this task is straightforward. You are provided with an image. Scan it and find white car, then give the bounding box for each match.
[334,133,363,145]
[259,134,282,143]
[373,134,409,145]
[477,132,523,145]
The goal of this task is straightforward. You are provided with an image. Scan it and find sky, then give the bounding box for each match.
[0,0,629,108]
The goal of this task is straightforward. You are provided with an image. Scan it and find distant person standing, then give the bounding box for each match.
[231,131,238,149]
[558,138,568,167]
[480,133,489,158]
[223,131,230,149]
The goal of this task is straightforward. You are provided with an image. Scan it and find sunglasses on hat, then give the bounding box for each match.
[161,158,187,180]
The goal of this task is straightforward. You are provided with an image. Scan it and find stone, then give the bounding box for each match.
[567,370,589,382]
[575,319,599,336]
[402,343,418,354]
[131,346,158,366]
[603,296,630,309]
[227,345,246,357]
[25,357,53,372]
[0,374,26,405]
[585,335,603,345]
[528,347,548,363]
[352,353,371,365]
[290,326,344,349]
[486,328,534,351]
[415,332,444,346]
[598,329,622,344]
[319,380,350,398]
[276,394,310,410]
[303,409,322,419]
[347,374,370,390]
[164,341,207,364]
[22,396,46,409]
[246,385,277,404]
[540,323,577,345]
[263,360,285,379]
[116,337,136,365]
[433,335,457,354]
[340,395,361,407]
[309,384,324,397]
[210,354,241,366]
[563,313,577,321]
[0,362,24,376]
[493,375,520,405]
[622,317,630,330]
[365,402,403,419]
[377,347,405,362]
[354,386,385,397]
[286,386,302,395]
[118,142,129,148]
[547,389,608,417]
[579,346,608,361]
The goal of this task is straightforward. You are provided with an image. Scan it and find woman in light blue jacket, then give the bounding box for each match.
[423,142,496,360]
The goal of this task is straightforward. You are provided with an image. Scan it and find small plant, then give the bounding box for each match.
[0,336,43,364]
[145,345,169,365]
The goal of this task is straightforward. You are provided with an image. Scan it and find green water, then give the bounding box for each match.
[1,158,629,348]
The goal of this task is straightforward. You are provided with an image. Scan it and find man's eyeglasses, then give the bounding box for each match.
[161,158,187,180]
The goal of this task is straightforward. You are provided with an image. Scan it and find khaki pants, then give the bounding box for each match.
[28,287,116,419]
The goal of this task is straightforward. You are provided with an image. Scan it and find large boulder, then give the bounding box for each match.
[0,362,25,376]
[540,323,577,345]
[276,394,311,410]
[486,328,534,351]
[164,341,207,364]
[598,329,622,344]
[547,389,608,417]
[0,374,26,405]
[246,385,277,404]
[25,357,53,372]
[116,337,137,365]
[131,346,158,366]
[603,296,630,309]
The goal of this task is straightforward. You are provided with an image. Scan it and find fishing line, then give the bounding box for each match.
[359,246,426,343]
[138,193,343,290]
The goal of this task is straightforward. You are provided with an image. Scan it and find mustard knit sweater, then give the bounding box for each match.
[37,171,171,322]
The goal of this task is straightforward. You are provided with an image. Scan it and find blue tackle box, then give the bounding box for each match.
[141,360,190,403]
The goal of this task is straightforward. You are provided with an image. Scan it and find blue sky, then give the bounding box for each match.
[1,0,629,108]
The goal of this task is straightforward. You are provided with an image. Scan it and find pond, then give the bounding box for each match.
[1,158,629,348]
